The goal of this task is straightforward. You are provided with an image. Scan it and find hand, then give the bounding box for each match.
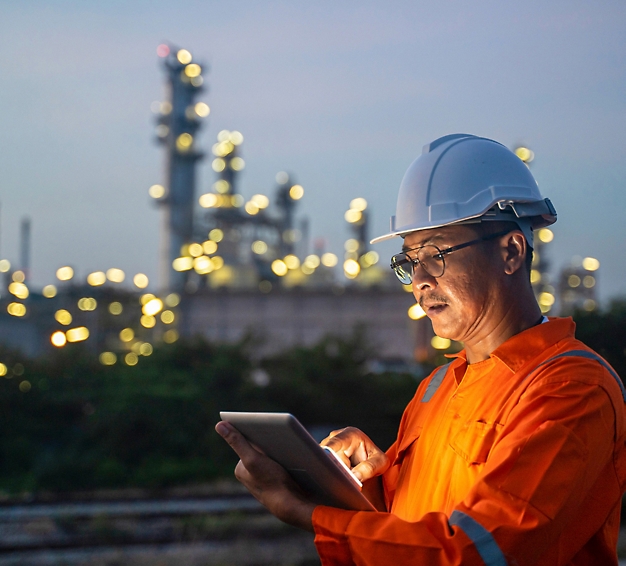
[320,427,390,483]
[215,421,316,532]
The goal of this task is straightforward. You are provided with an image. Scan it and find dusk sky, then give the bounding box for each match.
[1,1,625,302]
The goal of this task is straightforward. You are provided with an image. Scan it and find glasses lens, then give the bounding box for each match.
[417,246,445,278]
[390,254,413,285]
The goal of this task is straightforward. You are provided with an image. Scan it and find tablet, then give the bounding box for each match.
[220,412,376,511]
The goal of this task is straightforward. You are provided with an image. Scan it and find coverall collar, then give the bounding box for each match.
[446,317,576,374]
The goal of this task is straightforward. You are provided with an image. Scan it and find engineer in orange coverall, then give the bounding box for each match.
[216,134,626,565]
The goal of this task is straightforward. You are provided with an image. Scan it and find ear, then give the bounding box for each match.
[500,231,527,275]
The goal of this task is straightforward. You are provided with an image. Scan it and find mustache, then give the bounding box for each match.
[419,294,449,309]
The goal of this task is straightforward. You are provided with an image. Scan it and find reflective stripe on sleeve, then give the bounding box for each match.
[421,363,451,403]
[449,510,507,566]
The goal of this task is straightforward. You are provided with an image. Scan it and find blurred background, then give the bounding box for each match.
[0,1,625,564]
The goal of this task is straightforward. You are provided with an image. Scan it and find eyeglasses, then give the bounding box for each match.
[390,230,511,284]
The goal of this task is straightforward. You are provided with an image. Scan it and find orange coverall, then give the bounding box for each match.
[313,318,626,565]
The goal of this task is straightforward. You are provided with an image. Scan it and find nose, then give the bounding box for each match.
[411,263,437,294]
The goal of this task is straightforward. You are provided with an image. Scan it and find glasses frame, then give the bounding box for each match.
[390,229,513,284]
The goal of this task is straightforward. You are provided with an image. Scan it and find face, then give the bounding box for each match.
[403,225,504,345]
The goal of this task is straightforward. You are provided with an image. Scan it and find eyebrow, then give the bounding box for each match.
[401,234,448,253]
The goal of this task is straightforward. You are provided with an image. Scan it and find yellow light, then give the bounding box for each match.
[538,292,555,306]
[100,352,117,365]
[0,259,10,272]
[19,380,31,393]
[139,343,153,356]
[125,353,139,366]
[163,329,179,343]
[213,141,234,156]
[140,293,155,305]
[109,302,123,315]
[66,327,89,343]
[245,201,259,215]
[199,193,218,208]
[133,273,149,289]
[42,284,57,298]
[78,297,97,311]
[160,101,172,114]
[583,275,595,288]
[568,274,581,288]
[230,131,244,145]
[173,257,193,271]
[165,293,180,307]
[106,268,125,283]
[403,284,413,293]
[343,259,361,278]
[176,133,193,152]
[582,257,600,271]
[56,266,74,281]
[87,271,106,286]
[360,251,379,268]
[0,363,6,376]
[141,315,156,328]
[7,303,26,317]
[184,63,202,77]
[203,240,218,255]
[211,256,224,270]
[271,259,288,276]
[217,129,231,142]
[408,304,426,320]
[344,209,362,223]
[214,180,230,193]
[304,255,321,269]
[149,184,166,199]
[284,255,300,270]
[51,331,66,347]
[55,309,72,325]
[289,185,304,200]
[156,125,169,138]
[177,49,192,64]
[161,310,175,324]
[252,240,268,255]
[9,282,29,299]
[195,102,210,117]
[583,299,596,311]
[188,243,203,257]
[514,147,534,163]
[350,197,368,211]
[530,269,541,284]
[212,158,226,172]
[119,328,134,342]
[142,298,164,316]
[209,229,224,242]
[431,336,452,350]
[537,228,554,243]
[230,157,245,171]
[251,194,270,209]
[321,253,338,267]
[194,255,214,274]
[12,270,25,283]
[301,264,314,275]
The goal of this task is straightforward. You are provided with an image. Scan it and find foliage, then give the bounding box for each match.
[573,299,626,380]
[0,332,421,494]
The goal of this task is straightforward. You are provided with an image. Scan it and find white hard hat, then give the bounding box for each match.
[371,133,557,247]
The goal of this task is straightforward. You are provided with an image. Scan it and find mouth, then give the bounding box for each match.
[425,304,448,316]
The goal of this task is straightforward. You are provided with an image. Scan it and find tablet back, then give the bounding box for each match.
[220,412,375,512]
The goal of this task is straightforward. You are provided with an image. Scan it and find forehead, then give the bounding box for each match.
[402,224,478,250]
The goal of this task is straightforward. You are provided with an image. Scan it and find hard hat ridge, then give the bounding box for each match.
[371,134,557,246]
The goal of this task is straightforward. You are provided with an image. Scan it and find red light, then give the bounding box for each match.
[157,44,170,58]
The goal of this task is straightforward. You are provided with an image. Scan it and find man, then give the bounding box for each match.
[216,134,626,565]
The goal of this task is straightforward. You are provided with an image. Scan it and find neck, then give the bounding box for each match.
[464,288,542,364]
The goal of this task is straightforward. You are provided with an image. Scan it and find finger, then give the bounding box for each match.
[215,422,261,464]
[351,452,390,482]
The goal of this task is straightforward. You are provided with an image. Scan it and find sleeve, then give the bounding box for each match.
[312,372,622,566]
